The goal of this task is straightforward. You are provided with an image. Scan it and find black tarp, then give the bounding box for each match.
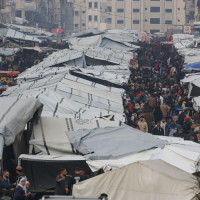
[20,158,91,191]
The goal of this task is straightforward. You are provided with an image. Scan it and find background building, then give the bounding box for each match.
[105,0,186,34]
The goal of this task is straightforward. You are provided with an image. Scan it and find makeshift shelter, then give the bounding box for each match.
[183,62,200,72]
[19,154,90,191]
[66,126,167,160]
[29,116,122,155]
[0,96,42,159]
[73,160,199,200]
[6,28,41,44]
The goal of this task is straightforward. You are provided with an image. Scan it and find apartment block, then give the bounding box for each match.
[106,0,186,34]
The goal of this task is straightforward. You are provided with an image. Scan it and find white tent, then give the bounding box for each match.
[29,116,122,155]
[73,160,199,200]
[87,138,200,174]
[0,96,42,158]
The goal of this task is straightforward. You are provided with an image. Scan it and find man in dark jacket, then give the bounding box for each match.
[1,171,16,196]
[55,168,71,195]
[152,121,164,136]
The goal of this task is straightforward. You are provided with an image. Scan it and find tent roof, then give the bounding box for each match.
[29,116,122,155]
[67,126,167,160]
[73,160,199,200]
[6,28,41,43]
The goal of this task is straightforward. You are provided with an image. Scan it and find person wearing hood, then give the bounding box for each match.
[14,177,29,200]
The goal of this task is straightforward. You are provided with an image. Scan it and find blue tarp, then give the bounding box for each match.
[184,62,200,70]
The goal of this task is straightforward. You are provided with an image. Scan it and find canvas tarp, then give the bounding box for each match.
[6,28,41,43]
[71,68,129,86]
[29,116,122,155]
[0,96,42,159]
[73,160,199,200]
[66,126,167,160]
[87,141,200,173]
[84,47,133,66]
[0,48,20,56]
[72,29,104,38]
[68,35,102,50]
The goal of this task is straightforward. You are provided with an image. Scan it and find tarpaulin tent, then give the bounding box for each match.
[19,154,90,191]
[87,141,200,174]
[29,116,122,155]
[73,160,199,200]
[66,126,167,160]
[0,96,42,159]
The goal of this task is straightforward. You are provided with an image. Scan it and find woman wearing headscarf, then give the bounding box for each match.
[14,177,30,200]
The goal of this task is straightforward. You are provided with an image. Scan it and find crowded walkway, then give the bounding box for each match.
[123,43,200,142]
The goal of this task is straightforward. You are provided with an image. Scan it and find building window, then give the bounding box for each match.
[117,20,124,24]
[88,15,92,21]
[16,10,22,17]
[150,7,160,12]
[150,0,160,1]
[133,20,140,24]
[150,18,160,24]
[133,9,139,12]
[82,23,85,26]
[107,6,112,12]
[117,9,124,12]
[166,0,172,1]
[94,15,98,21]
[74,24,79,28]
[74,11,79,15]
[82,11,85,13]
[150,29,160,34]
[133,0,140,1]
[88,2,92,8]
[165,20,172,24]
[94,2,98,8]
[165,9,172,13]
[107,18,112,24]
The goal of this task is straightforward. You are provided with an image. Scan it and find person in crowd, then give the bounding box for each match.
[166,120,179,137]
[152,121,164,136]
[55,168,71,195]
[14,178,29,200]
[1,171,16,196]
[138,116,148,133]
[16,166,26,185]
[160,101,169,119]
[160,118,167,135]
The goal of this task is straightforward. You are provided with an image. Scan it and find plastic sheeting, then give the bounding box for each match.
[68,35,102,50]
[87,142,200,173]
[29,116,122,155]
[85,47,133,66]
[19,154,90,191]
[183,62,200,72]
[72,68,129,86]
[66,126,167,160]
[73,160,199,200]
[0,96,42,147]
[0,48,20,56]
[6,29,41,43]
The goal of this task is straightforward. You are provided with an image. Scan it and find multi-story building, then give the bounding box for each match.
[71,0,107,32]
[106,0,186,34]
[0,0,16,23]
[185,0,195,24]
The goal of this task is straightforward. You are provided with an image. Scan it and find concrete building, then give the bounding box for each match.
[106,0,186,34]
[185,0,195,24]
[14,0,74,33]
[71,0,107,32]
[0,0,16,23]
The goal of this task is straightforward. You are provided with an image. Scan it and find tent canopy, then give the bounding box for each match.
[73,160,199,200]
[66,126,167,160]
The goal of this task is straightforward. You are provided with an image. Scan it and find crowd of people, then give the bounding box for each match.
[123,43,200,143]
[1,166,31,200]
[1,166,89,199]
